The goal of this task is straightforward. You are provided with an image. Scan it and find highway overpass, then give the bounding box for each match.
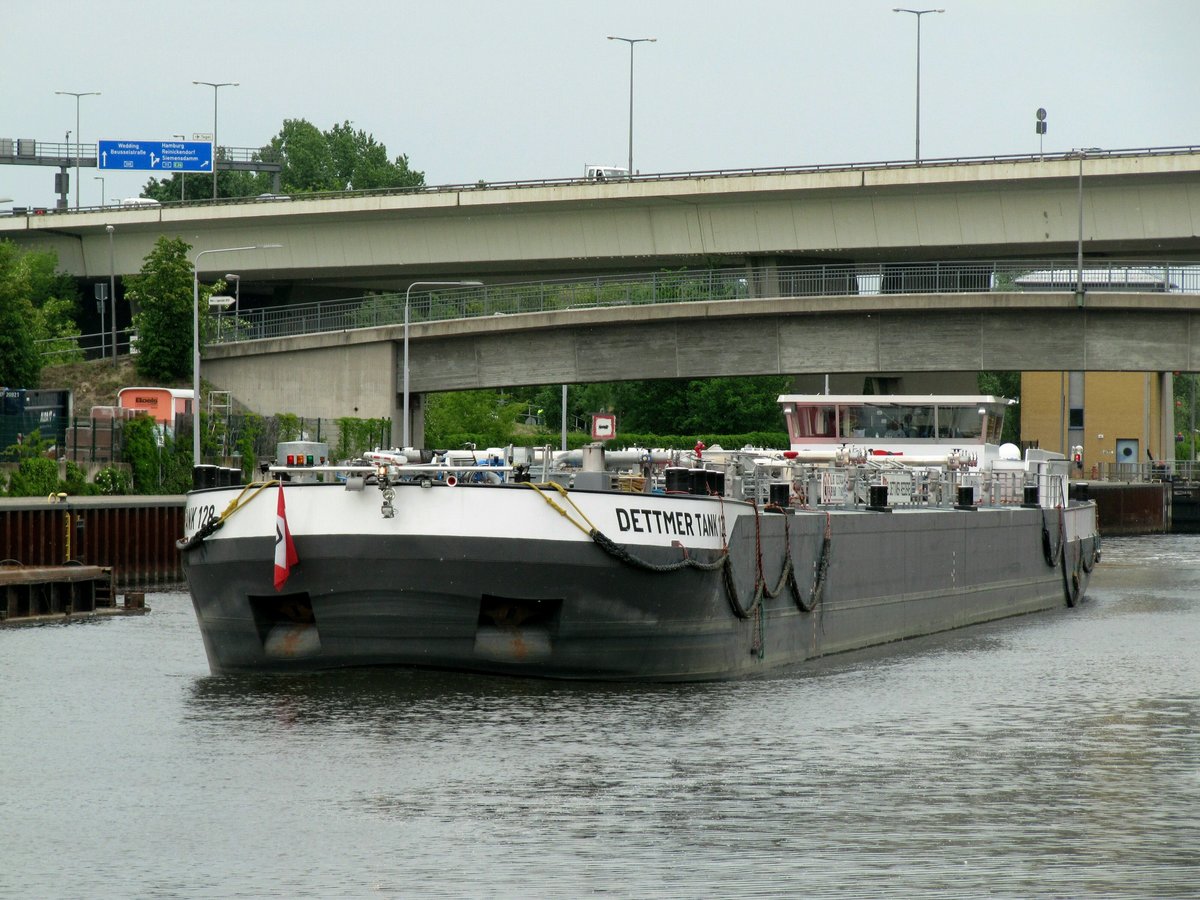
[4,147,1200,303]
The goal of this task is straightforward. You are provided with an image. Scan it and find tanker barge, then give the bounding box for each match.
[179,395,1099,680]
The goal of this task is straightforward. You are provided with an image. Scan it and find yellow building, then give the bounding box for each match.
[1021,372,1172,477]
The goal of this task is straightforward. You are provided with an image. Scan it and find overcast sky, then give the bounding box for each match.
[3,0,1199,207]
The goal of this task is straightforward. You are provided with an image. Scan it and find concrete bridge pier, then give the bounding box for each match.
[746,258,780,299]
[407,393,426,451]
[1161,371,1174,464]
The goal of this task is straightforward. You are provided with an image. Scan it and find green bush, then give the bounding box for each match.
[60,460,99,496]
[7,457,60,497]
[234,412,265,477]
[94,466,132,495]
[334,416,390,459]
[123,414,191,494]
[275,413,302,442]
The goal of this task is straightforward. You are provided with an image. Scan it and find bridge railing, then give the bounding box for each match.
[209,259,1200,346]
[12,142,1200,217]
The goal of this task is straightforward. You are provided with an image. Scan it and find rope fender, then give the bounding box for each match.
[1080,533,1101,574]
[1041,508,1064,567]
[520,481,829,621]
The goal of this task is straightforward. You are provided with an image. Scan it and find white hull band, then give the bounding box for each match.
[182,482,1099,681]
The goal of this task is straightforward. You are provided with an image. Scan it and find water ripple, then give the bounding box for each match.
[2,537,1199,897]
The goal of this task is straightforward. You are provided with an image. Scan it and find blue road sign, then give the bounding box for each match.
[97,140,213,172]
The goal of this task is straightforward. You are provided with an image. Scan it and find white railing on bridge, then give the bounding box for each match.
[207,259,1200,346]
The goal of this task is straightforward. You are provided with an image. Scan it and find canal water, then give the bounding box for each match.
[2,535,1198,899]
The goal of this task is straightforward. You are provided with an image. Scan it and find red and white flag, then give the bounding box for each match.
[274,484,299,591]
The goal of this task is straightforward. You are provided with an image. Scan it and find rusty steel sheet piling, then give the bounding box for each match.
[0,496,185,589]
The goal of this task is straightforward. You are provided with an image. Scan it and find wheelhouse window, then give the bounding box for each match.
[783,398,1009,446]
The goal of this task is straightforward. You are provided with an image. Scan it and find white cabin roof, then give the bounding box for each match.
[778,394,1015,406]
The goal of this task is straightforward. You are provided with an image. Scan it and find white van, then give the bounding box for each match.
[584,164,630,181]
[119,197,161,207]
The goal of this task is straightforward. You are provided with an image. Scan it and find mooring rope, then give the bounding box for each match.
[521,481,731,575]
[520,479,833,626]
[176,480,280,551]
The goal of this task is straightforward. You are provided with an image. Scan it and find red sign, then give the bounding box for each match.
[591,414,616,441]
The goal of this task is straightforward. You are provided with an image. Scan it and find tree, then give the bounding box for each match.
[142,167,262,204]
[424,390,523,449]
[604,376,791,435]
[324,121,424,191]
[122,414,192,494]
[271,119,341,192]
[140,118,425,201]
[440,376,792,443]
[265,118,426,193]
[125,236,225,382]
[0,242,81,386]
[0,242,42,386]
[977,371,1022,445]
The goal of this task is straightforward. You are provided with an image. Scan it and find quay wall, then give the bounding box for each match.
[1070,482,1168,536]
[1171,483,1200,533]
[0,496,184,588]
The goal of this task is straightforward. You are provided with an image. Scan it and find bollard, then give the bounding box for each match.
[707,470,725,496]
[769,482,790,509]
[664,467,689,494]
[193,465,219,490]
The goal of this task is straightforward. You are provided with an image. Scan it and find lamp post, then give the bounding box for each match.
[892,9,943,163]
[607,36,656,176]
[55,90,100,209]
[193,244,280,466]
[106,225,115,364]
[1075,147,1101,304]
[192,81,239,200]
[403,281,483,448]
[93,175,104,207]
[173,134,187,201]
[224,273,240,315]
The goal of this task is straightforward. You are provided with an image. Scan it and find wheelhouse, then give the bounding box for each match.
[778,394,1014,453]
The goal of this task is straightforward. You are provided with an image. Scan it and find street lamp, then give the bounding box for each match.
[892,9,943,163]
[403,281,483,448]
[1075,147,1102,304]
[224,273,240,315]
[607,36,656,176]
[106,225,115,365]
[93,175,105,207]
[173,134,187,201]
[193,244,280,466]
[192,81,239,200]
[55,90,100,209]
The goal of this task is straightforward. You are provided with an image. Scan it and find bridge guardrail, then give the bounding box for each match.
[9,142,1200,218]
[208,259,1200,346]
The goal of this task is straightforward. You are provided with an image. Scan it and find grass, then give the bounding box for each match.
[39,356,188,416]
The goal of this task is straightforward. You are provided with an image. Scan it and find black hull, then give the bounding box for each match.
[183,501,1099,681]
